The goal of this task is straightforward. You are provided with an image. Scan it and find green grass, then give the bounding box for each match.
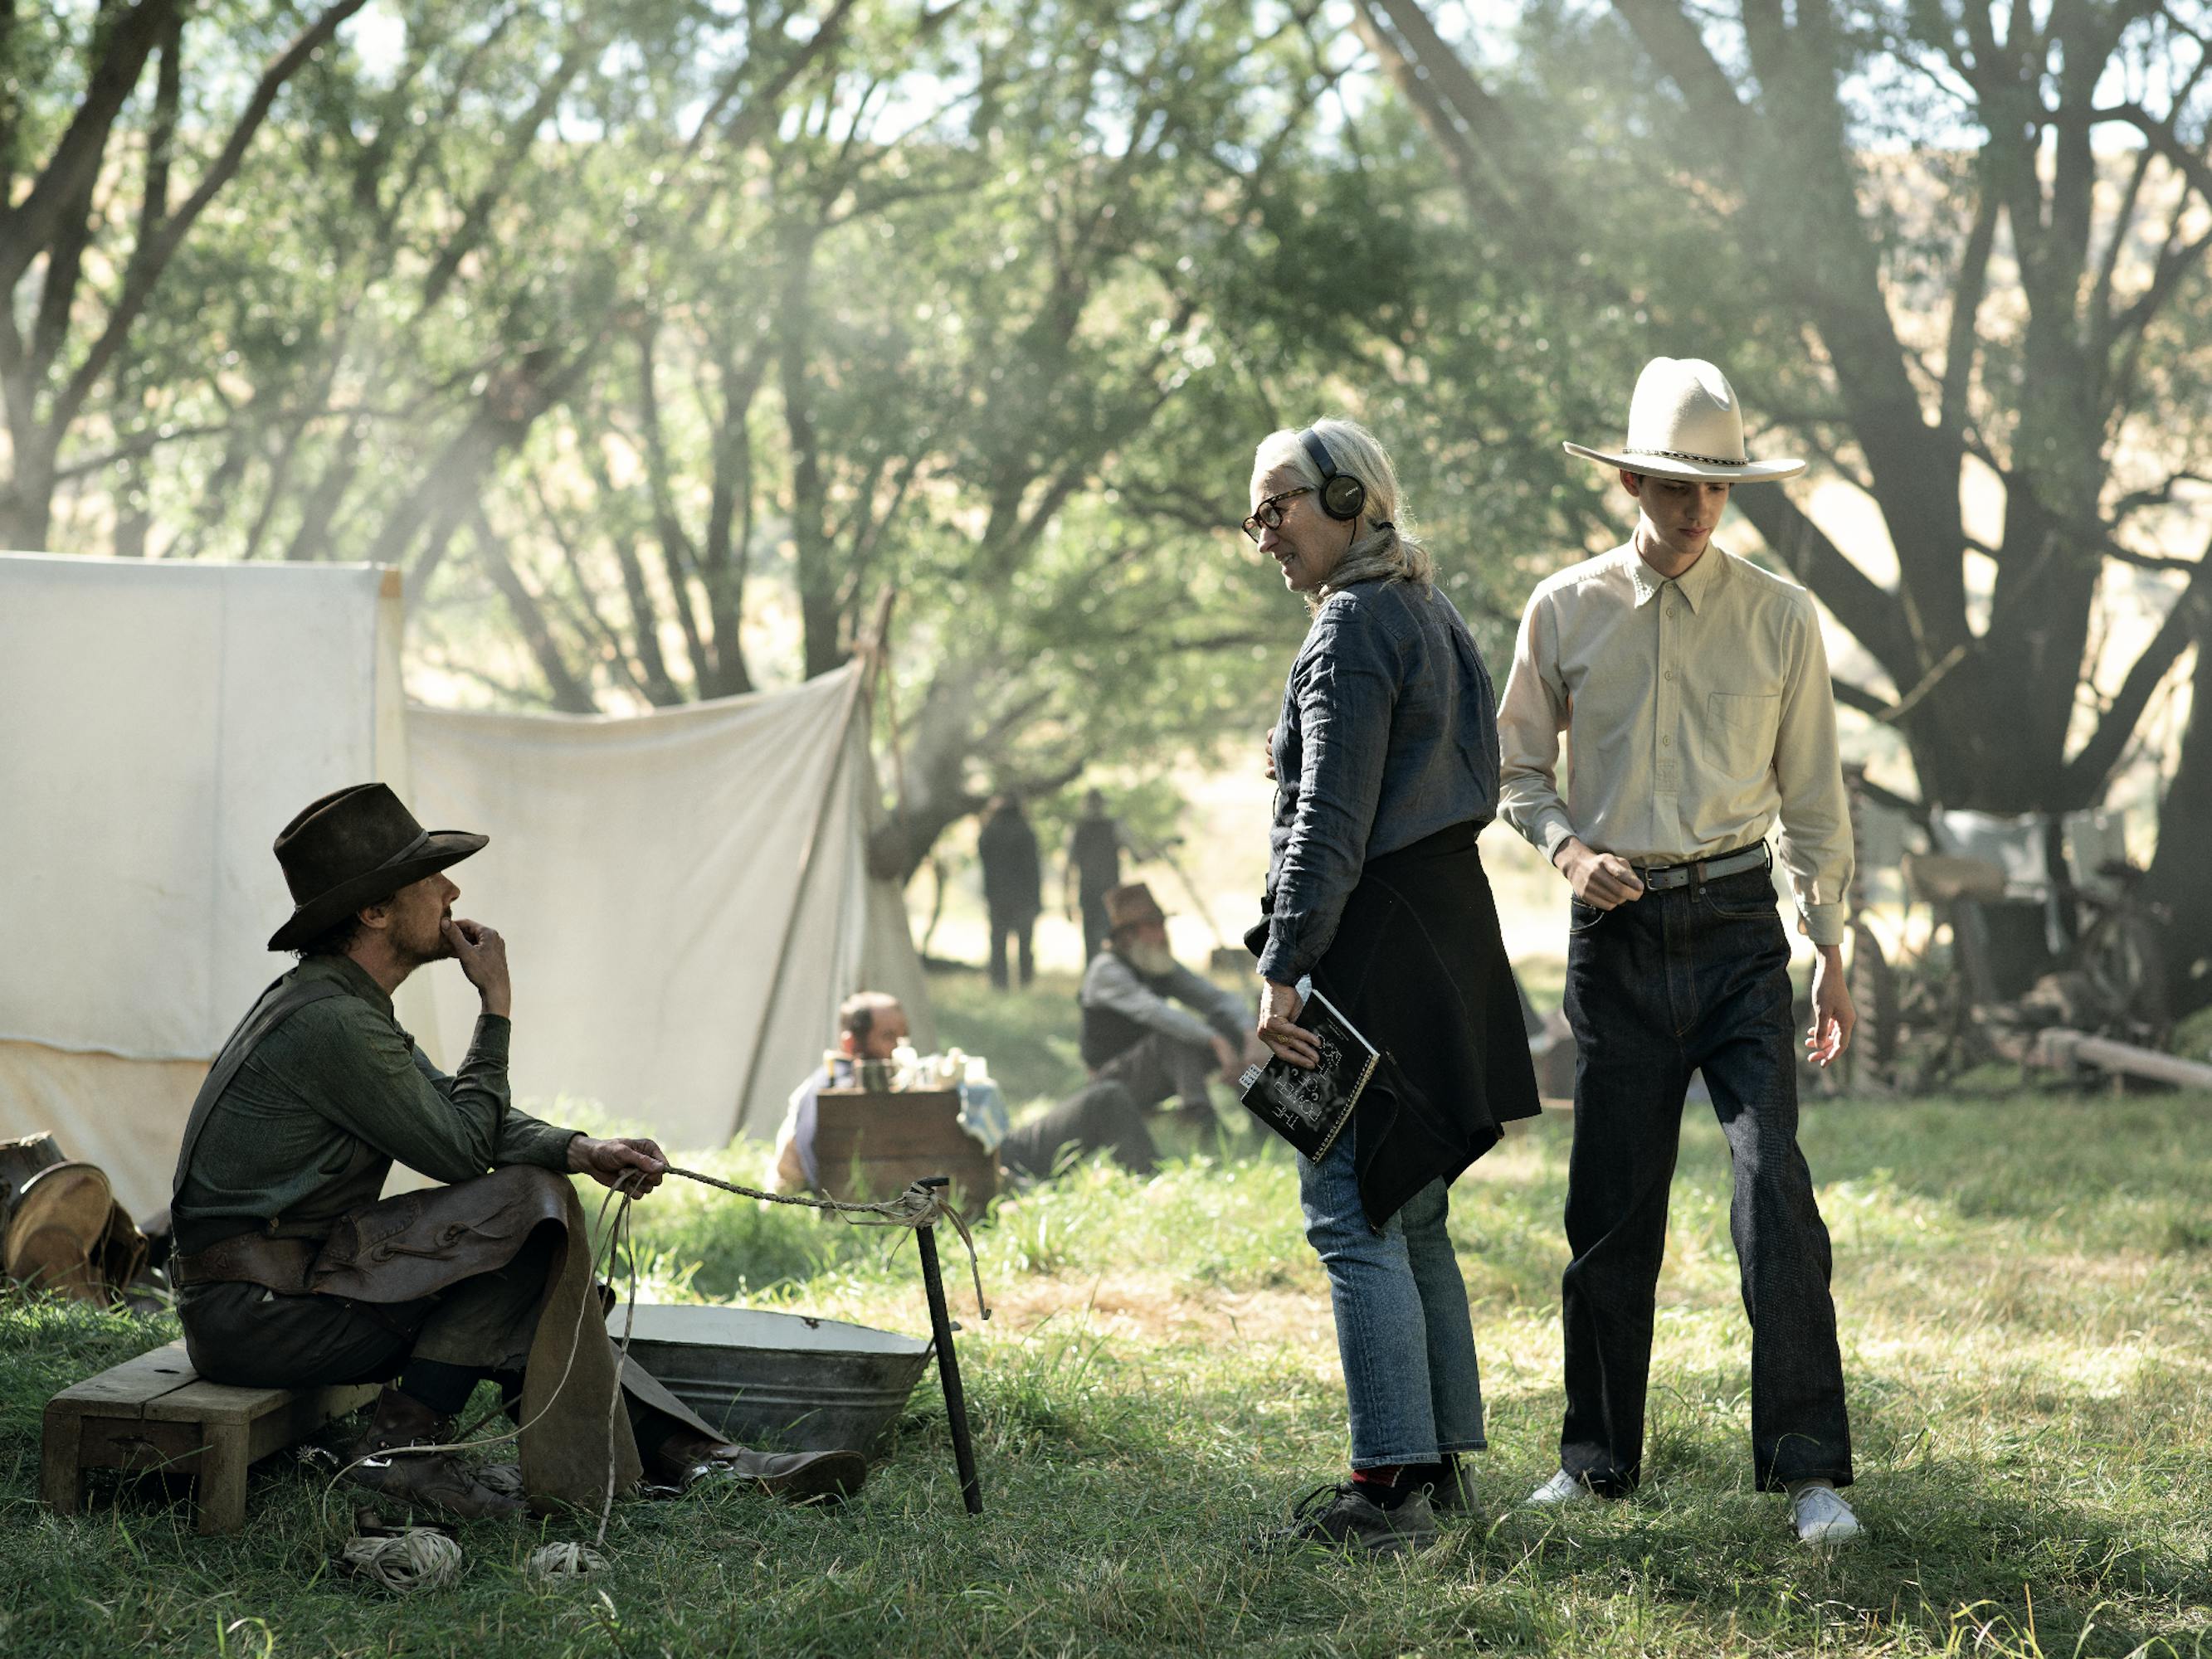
[4,975,2210,1656]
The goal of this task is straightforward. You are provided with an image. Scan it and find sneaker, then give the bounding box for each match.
[1791,1482,1861,1546]
[1409,1457,1480,1517]
[1523,1467,1599,1507]
[1264,1482,1438,1556]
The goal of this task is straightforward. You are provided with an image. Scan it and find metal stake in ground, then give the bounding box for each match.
[914,1175,983,1515]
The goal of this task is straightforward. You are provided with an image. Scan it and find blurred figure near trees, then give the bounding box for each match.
[1065,788,1136,962]
[977,795,1042,990]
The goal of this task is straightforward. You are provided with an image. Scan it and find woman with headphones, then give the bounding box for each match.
[1244,419,1541,1555]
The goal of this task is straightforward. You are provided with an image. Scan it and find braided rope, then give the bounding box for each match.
[339,1528,463,1593]
[317,1165,988,1591]
[525,1541,607,1582]
[317,1178,639,1539]
[1623,445,1749,467]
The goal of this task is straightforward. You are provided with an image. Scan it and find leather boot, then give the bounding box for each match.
[650,1427,867,1505]
[344,1386,525,1520]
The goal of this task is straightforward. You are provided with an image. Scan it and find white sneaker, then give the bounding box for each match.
[1791,1482,1862,1545]
[1523,1468,1598,1507]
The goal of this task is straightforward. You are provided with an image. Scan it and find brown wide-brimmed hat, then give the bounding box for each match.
[2,1161,113,1301]
[1103,882,1169,932]
[266,782,486,951]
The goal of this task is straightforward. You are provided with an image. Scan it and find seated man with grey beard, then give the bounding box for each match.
[1078,883,1264,1119]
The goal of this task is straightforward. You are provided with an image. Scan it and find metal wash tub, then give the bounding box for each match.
[618,1304,933,1454]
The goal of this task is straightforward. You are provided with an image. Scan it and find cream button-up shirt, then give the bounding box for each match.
[1496,542,1854,946]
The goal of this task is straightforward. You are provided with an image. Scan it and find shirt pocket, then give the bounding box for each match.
[1705,691,1781,783]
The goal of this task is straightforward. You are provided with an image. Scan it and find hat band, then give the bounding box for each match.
[1625,446,1747,468]
[382,830,433,868]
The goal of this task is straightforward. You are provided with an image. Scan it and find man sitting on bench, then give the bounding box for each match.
[771,991,1161,1189]
[168,783,865,1519]
[1079,883,1263,1122]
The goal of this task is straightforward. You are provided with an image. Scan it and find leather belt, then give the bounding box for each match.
[169,1232,319,1296]
[1633,842,1771,893]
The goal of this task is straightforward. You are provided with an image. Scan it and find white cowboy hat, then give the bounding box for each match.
[1564,357,1804,483]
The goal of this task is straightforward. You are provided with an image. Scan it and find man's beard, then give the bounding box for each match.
[395,912,454,970]
[1124,939,1177,976]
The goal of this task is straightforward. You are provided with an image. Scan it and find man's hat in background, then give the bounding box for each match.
[1104,882,1169,932]
[266,782,487,951]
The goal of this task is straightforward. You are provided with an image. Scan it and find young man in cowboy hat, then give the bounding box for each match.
[1079,883,1263,1118]
[1496,357,1860,1545]
[168,782,866,1517]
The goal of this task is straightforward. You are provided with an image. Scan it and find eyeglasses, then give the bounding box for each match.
[1241,487,1313,542]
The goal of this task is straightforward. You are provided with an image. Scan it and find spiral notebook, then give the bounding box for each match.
[1236,988,1381,1161]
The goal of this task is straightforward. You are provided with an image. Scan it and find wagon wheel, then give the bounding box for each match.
[1845,919,1899,1082]
[2081,909,2172,1043]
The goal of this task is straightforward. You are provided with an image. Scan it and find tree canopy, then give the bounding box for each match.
[13,0,2212,996]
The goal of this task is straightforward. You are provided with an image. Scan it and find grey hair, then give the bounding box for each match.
[1250,419,1433,611]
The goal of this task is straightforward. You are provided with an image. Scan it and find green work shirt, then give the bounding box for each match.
[171,953,577,1243]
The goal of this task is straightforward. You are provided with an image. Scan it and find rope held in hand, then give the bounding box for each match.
[317,1167,987,1592]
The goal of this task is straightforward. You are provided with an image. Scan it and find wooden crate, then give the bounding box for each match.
[41,1340,377,1535]
[813,1088,1000,1209]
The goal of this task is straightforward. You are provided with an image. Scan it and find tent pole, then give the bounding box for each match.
[731,664,870,1129]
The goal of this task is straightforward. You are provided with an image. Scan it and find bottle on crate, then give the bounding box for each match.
[890,1041,920,1090]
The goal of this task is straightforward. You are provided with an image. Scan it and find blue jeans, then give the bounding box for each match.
[1559,862,1853,1494]
[1299,1121,1487,1469]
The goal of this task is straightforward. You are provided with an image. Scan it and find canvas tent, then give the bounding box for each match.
[0,552,928,1215]
[407,669,931,1155]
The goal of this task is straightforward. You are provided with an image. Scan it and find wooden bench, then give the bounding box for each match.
[814,1087,1000,1208]
[42,1340,377,1535]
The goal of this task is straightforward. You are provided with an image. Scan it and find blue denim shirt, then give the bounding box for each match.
[1259,577,1501,984]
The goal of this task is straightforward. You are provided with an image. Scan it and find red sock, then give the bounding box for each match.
[1352,1465,1412,1508]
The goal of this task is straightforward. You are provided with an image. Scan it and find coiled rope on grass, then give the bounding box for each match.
[339,1527,463,1593]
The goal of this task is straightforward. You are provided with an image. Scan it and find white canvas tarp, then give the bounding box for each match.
[0,552,928,1215]
[407,667,931,1152]
[0,552,412,1214]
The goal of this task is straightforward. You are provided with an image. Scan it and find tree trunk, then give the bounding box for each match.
[778,226,842,681]
[2146,630,2212,1015]
[0,438,54,548]
[866,669,982,883]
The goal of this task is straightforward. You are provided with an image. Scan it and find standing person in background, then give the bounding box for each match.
[1065,789,1132,963]
[1245,419,1540,1557]
[977,794,1041,990]
[1495,357,1859,1546]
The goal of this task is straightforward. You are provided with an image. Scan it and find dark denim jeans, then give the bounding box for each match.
[1558,863,1852,1494]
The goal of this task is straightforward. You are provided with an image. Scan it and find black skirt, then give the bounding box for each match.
[1250,822,1540,1228]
